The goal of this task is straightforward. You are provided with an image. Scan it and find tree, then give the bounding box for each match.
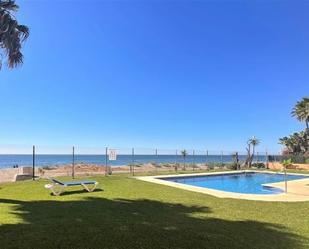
[291,97,309,129]
[244,136,260,168]
[279,130,309,155]
[0,0,29,70]
[180,150,188,170]
[279,97,309,156]
[232,152,240,170]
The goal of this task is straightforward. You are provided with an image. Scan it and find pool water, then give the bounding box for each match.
[161,172,309,194]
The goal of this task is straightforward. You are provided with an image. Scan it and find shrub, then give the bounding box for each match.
[251,163,265,169]
[227,163,238,170]
[281,155,309,164]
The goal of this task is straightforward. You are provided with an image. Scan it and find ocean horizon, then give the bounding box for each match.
[0,154,271,169]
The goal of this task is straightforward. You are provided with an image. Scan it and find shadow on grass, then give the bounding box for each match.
[0,197,307,249]
[51,188,104,196]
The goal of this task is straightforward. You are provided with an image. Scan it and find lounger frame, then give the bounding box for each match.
[45,178,98,196]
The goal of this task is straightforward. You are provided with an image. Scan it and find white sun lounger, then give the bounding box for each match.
[45,178,98,196]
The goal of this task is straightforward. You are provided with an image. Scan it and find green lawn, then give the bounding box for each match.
[1,172,309,249]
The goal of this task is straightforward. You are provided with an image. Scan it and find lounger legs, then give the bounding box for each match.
[45,183,65,196]
[81,182,98,192]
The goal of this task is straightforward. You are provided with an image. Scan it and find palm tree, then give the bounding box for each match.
[291,97,309,129]
[249,136,260,160]
[245,136,260,167]
[180,150,188,170]
[279,131,309,155]
[0,0,29,69]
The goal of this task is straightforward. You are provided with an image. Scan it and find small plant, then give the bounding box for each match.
[150,162,158,167]
[282,159,292,169]
[251,163,265,169]
[189,163,198,170]
[305,159,309,164]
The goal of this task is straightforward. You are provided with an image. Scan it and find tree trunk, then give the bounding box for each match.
[245,144,251,168]
[249,146,255,167]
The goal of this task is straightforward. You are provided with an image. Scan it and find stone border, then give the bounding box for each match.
[136,170,309,202]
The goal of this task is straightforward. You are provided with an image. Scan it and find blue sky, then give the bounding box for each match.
[0,1,308,153]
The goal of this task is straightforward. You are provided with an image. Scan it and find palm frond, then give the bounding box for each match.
[0,0,29,69]
[0,1,19,12]
[17,24,29,41]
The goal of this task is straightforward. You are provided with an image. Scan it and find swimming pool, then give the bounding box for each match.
[160,172,309,194]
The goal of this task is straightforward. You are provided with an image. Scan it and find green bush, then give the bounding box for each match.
[226,163,238,170]
[251,163,265,169]
[281,155,309,164]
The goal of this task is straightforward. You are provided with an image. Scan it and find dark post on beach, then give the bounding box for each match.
[265,149,269,169]
[72,146,75,179]
[105,147,108,176]
[155,148,158,172]
[175,150,178,172]
[132,148,135,176]
[32,145,35,180]
[193,150,195,171]
[221,151,223,166]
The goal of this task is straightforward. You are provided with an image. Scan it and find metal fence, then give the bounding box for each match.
[0,145,280,178]
[0,144,281,179]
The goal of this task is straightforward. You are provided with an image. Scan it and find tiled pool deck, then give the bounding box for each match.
[137,170,309,202]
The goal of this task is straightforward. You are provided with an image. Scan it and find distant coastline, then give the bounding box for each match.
[0,154,269,169]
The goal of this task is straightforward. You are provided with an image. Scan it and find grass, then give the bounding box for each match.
[1,171,309,249]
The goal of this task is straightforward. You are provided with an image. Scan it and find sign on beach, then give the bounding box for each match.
[108,149,117,161]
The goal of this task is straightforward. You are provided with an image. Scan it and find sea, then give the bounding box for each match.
[0,154,268,169]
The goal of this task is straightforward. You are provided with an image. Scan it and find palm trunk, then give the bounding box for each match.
[246,144,251,168]
[250,146,255,167]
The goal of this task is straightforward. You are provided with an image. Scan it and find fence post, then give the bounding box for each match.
[132,148,135,176]
[155,148,158,173]
[32,145,35,180]
[284,165,288,193]
[193,150,195,171]
[175,150,178,172]
[72,146,75,179]
[265,149,269,169]
[221,151,223,166]
[105,147,108,176]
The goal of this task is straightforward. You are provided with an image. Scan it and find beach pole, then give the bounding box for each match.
[72,146,75,179]
[265,149,269,169]
[221,151,223,167]
[155,148,158,173]
[132,148,135,176]
[193,150,195,171]
[206,150,208,169]
[284,165,287,193]
[175,150,178,172]
[32,145,35,181]
[105,147,108,176]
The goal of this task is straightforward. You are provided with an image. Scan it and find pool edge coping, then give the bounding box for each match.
[135,170,309,202]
